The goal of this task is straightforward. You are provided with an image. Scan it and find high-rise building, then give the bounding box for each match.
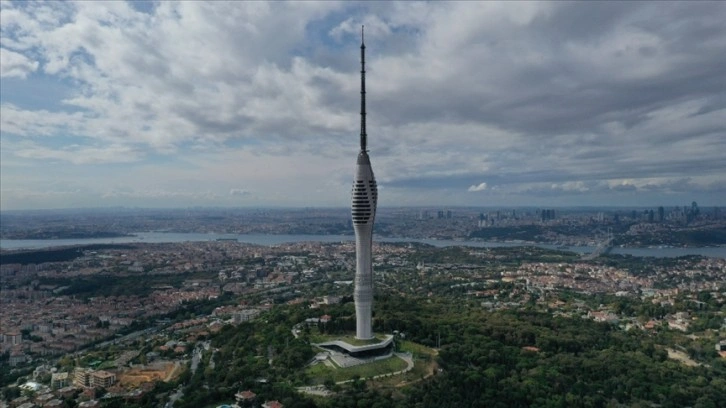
[352,27,378,340]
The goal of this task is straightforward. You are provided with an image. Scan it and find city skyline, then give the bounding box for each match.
[2,2,726,210]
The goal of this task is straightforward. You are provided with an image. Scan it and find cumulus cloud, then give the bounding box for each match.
[330,14,392,42]
[468,182,487,192]
[0,48,39,78]
[0,104,89,137]
[1,1,348,151]
[1,1,725,208]
[608,180,638,192]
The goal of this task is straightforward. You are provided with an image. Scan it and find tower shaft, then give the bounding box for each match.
[352,26,377,340]
[354,223,374,339]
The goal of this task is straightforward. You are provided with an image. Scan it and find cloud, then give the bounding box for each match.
[551,181,590,192]
[0,48,39,78]
[608,179,638,192]
[101,189,221,200]
[229,188,251,196]
[0,1,725,209]
[0,104,89,137]
[13,143,142,165]
[468,182,487,192]
[330,14,392,42]
[0,188,82,199]
[1,1,348,151]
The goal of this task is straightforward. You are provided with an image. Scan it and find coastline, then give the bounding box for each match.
[1,231,725,259]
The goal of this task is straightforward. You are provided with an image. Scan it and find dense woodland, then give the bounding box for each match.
[0,245,134,265]
[160,295,726,408]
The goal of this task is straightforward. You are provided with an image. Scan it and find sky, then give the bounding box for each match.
[1,1,725,210]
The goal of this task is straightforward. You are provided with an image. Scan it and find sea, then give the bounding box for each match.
[1,232,725,259]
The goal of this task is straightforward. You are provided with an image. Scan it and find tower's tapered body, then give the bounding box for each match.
[352,28,378,340]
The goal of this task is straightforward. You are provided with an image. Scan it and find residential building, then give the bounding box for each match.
[91,371,116,389]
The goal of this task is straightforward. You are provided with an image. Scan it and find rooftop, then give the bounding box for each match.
[314,334,393,353]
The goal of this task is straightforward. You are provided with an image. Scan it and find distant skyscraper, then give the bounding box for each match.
[351,27,378,340]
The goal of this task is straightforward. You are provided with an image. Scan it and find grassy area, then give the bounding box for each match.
[97,361,117,370]
[306,355,408,384]
[372,356,434,389]
[398,340,437,357]
[369,341,438,388]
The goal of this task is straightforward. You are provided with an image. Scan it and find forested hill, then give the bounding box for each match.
[174,296,726,408]
[401,308,725,407]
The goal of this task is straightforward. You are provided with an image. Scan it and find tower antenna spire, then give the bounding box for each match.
[360,25,367,152]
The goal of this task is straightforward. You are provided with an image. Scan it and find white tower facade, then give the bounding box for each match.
[352,28,378,340]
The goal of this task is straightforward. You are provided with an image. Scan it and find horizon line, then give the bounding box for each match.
[1,204,721,213]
